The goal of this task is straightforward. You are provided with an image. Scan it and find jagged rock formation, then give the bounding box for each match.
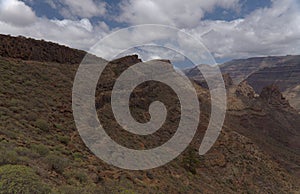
[235,81,256,99]
[185,55,300,111]
[260,85,291,109]
[223,73,234,89]
[283,85,300,113]
[220,55,300,111]
[225,77,300,182]
[110,54,142,65]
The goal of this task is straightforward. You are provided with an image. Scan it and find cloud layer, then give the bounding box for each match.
[198,0,300,59]
[117,0,240,28]
[0,0,110,50]
[0,0,299,62]
[0,0,36,26]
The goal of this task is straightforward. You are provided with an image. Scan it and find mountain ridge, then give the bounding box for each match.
[0,34,87,64]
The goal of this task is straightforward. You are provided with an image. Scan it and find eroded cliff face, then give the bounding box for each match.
[259,85,291,109]
[283,85,300,113]
[185,55,300,111]
[219,56,286,84]
[220,55,300,111]
[246,59,300,111]
[235,81,257,99]
[246,64,300,93]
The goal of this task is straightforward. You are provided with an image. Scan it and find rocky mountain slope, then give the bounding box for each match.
[0,35,299,193]
[219,56,294,84]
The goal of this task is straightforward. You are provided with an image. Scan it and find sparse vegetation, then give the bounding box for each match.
[0,35,299,193]
[0,165,51,194]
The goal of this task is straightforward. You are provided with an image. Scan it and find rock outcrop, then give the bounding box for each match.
[260,85,291,109]
[110,54,142,66]
[219,55,300,111]
[222,73,234,89]
[0,34,86,64]
[235,81,257,99]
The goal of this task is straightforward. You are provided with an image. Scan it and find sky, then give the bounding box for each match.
[0,0,299,64]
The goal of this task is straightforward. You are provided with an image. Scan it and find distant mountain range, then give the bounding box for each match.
[184,55,300,112]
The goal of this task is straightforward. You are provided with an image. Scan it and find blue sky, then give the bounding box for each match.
[0,0,299,65]
[24,0,272,28]
[203,0,272,21]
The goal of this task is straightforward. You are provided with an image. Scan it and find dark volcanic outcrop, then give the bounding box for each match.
[235,81,256,99]
[260,85,291,109]
[222,73,234,89]
[110,54,142,65]
[0,34,86,64]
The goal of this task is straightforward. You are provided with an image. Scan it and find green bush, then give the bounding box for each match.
[31,144,50,157]
[64,170,88,184]
[56,185,101,194]
[0,164,51,194]
[72,152,83,159]
[54,123,64,130]
[182,149,200,175]
[57,135,69,145]
[35,119,49,132]
[15,146,39,158]
[56,186,83,194]
[74,171,88,183]
[0,128,18,139]
[119,188,136,194]
[45,154,69,174]
[8,99,21,107]
[25,112,38,122]
[0,149,19,165]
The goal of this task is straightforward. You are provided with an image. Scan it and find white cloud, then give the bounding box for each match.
[87,25,215,67]
[52,18,93,32]
[183,0,300,60]
[114,0,300,61]
[117,0,240,28]
[0,16,109,51]
[0,0,37,26]
[46,0,107,18]
[0,0,110,53]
